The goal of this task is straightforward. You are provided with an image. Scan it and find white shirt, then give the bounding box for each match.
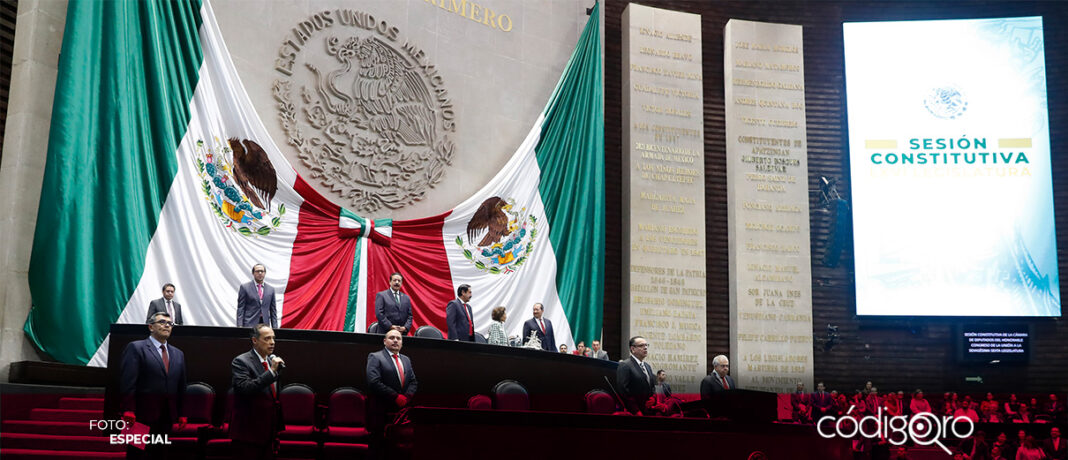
[149,336,167,360]
[254,349,276,376]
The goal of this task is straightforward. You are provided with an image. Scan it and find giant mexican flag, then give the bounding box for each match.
[25,0,603,366]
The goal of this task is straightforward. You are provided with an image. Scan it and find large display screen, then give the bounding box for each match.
[844,17,1060,316]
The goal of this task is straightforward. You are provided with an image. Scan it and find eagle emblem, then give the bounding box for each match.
[455,197,537,275]
[194,138,285,237]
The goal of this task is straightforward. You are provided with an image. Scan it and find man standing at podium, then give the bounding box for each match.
[700,354,735,400]
[446,284,475,341]
[522,302,556,351]
[374,272,413,335]
[616,336,655,415]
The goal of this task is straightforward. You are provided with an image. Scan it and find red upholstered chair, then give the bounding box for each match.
[277,383,320,459]
[322,387,370,460]
[170,382,215,459]
[492,380,530,411]
[467,394,492,410]
[323,387,369,443]
[584,389,617,414]
[203,389,234,460]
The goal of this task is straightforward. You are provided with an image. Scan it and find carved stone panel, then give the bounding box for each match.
[274,9,456,213]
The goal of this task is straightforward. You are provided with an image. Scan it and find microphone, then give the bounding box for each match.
[268,354,286,368]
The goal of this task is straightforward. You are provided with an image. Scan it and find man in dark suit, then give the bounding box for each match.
[146,283,184,325]
[812,382,835,419]
[230,324,284,459]
[521,303,556,351]
[616,336,655,415]
[373,272,413,334]
[366,329,418,459]
[237,264,277,328]
[700,354,736,400]
[446,284,475,341]
[1045,427,1067,460]
[120,312,187,459]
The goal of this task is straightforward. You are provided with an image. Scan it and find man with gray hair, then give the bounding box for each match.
[700,354,735,400]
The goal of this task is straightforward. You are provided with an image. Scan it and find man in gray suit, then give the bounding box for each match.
[146,283,184,325]
[237,264,278,328]
[589,340,609,360]
[374,272,412,334]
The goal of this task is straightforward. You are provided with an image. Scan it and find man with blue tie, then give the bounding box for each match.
[120,312,187,459]
[446,284,475,341]
[374,272,413,334]
[522,302,556,351]
[237,264,278,328]
[366,329,418,459]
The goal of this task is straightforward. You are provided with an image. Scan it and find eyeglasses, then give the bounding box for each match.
[633,343,649,349]
[253,269,266,273]
[153,320,174,327]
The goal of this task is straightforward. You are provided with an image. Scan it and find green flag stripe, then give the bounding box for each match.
[536,4,604,346]
[25,0,205,364]
[341,208,366,332]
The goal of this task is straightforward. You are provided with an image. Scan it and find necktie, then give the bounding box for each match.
[261,360,276,397]
[538,319,545,334]
[392,353,405,387]
[463,303,473,336]
[257,284,264,300]
[167,300,174,320]
[160,345,169,373]
[721,375,729,390]
[394,291,400,305]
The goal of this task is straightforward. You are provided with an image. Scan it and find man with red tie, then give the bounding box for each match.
[120,312,187,459]
[522,302,557,351]
[366,329,418,459]
[700,354,736,400]
[446,284,476,341]
[237,264,277,328]
[230,324,284,459]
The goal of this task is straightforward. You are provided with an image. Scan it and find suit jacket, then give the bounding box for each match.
[146,298,184,325]
[237,281,277,328]
[374,289,413,333]
[616,357,655,415]
[700,372,736,400]
[812,391,835,413]
[445,299,475,341]
[1045,438,1068,460]
[590,349,609,360]
[230,350,281,444]
[366,349,418,432]
[521,317,556,351]
[119,338,187,427]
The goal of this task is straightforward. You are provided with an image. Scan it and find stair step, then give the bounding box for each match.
[0,433,123,452]
[0,449,125,460]
[29,408,101,423]
[57,397,105,411]
[2,420,98,436]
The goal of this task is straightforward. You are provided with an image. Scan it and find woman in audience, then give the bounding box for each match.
[1013,404,1033,424]
[982,393,1000,415]
[911,389,933,415]
[884,391,903,417]
[1005,394,1021,419]
[487,306,511,346]
[1014,435,1045,460]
